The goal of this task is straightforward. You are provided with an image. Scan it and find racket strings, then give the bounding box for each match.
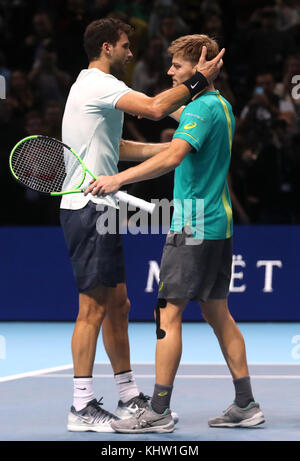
[11,137,84,194]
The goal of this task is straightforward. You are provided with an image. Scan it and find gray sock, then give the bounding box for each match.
[233,376,254,408]
[151,383,173,414]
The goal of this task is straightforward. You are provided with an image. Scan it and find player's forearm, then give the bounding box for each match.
[119,139,170,161]
[150,85,191,120]
[117,148,179,185]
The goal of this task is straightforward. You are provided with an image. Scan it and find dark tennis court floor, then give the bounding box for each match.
[1,362,300,441]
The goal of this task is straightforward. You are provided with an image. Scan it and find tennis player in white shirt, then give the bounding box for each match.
[61,17,225,432]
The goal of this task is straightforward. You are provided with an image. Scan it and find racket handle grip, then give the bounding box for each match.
[114,191,156,215]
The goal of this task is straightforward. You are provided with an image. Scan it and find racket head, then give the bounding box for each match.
[9,135,86,195]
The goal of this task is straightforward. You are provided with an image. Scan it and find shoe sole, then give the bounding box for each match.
[115,410,179,425]
[209,412,265,428]
[67,423,115,432]
[112,421,175,434]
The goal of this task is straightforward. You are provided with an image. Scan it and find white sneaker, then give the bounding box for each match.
[67,398,117,432]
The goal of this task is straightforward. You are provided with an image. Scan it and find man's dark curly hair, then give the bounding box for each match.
[84,18,133,62]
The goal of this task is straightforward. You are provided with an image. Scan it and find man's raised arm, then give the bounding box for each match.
[116,46,225,120]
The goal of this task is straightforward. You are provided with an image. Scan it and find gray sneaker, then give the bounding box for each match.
[67,398,118,432]
[111,406,175,433]
[115,392,179,424]
[208,401,265,428]
[114,392,150,419]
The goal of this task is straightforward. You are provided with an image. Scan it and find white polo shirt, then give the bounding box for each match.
[60,68,133,210]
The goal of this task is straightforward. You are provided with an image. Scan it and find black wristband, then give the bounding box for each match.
[182,71,208,97]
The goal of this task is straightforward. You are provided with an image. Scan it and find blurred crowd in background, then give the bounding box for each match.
[1,0,300,226]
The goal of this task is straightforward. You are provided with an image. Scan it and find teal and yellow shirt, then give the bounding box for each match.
[171,90,235,240]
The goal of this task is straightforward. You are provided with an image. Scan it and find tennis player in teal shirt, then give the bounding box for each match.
[171,90,234,240]
[87,34,265,433]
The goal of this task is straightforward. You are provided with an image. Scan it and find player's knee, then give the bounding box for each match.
[77,300,106,325]
[155,300,184,340]
[108,297,130,322]
[160,306,182,328]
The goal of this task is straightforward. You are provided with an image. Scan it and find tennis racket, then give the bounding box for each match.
[9,135,156,214]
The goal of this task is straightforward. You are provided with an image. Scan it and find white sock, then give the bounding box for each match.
[73,377,95,411]
[114,370,139,403]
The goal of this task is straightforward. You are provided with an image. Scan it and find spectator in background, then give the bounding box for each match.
[28,40,71,103]
[24,110,44,136]
[20,109,52,224]
[214,68,236,108]
[114,0,151,23]
[229,135,261,224]
[276,0,300,30]
[159,14,187,48]
[22,12,55,70]
[200,0,222,16]
[147,12,189,72]
[132,36,166,94]
[290,132,300,223]
[242,6,297,80]
[228,172,250,224]
[8,70,36,124]
[0,98,24,159]
[43,101,63,140]
[201,13,225,49]
[107,5,150,86]
[254,119,294,224]
[2,107,60,226]
[275,55,300,131]
[56,0,92,77]
[149,2,189,57]
[89,0,117,20]
[0,0,37,59]
[288,14,300,54]
[239,72,296,145]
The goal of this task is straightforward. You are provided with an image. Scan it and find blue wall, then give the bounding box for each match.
[0,226,299,321]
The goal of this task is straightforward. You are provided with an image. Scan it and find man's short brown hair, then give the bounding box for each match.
[168,34,219,64]
[84,18,133,62]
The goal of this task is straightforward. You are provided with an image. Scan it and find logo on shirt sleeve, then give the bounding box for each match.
[184,121,197,129]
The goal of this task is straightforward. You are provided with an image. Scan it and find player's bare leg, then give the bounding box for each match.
[72,283,109,377]
[70,281,141,422]
[155,299,187,386]
[200,298,249,379]
[102,282,131,374]
[102,283,148,417]
[72,282,132,376]
[200,298,264,427]
[69,283,117,432]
